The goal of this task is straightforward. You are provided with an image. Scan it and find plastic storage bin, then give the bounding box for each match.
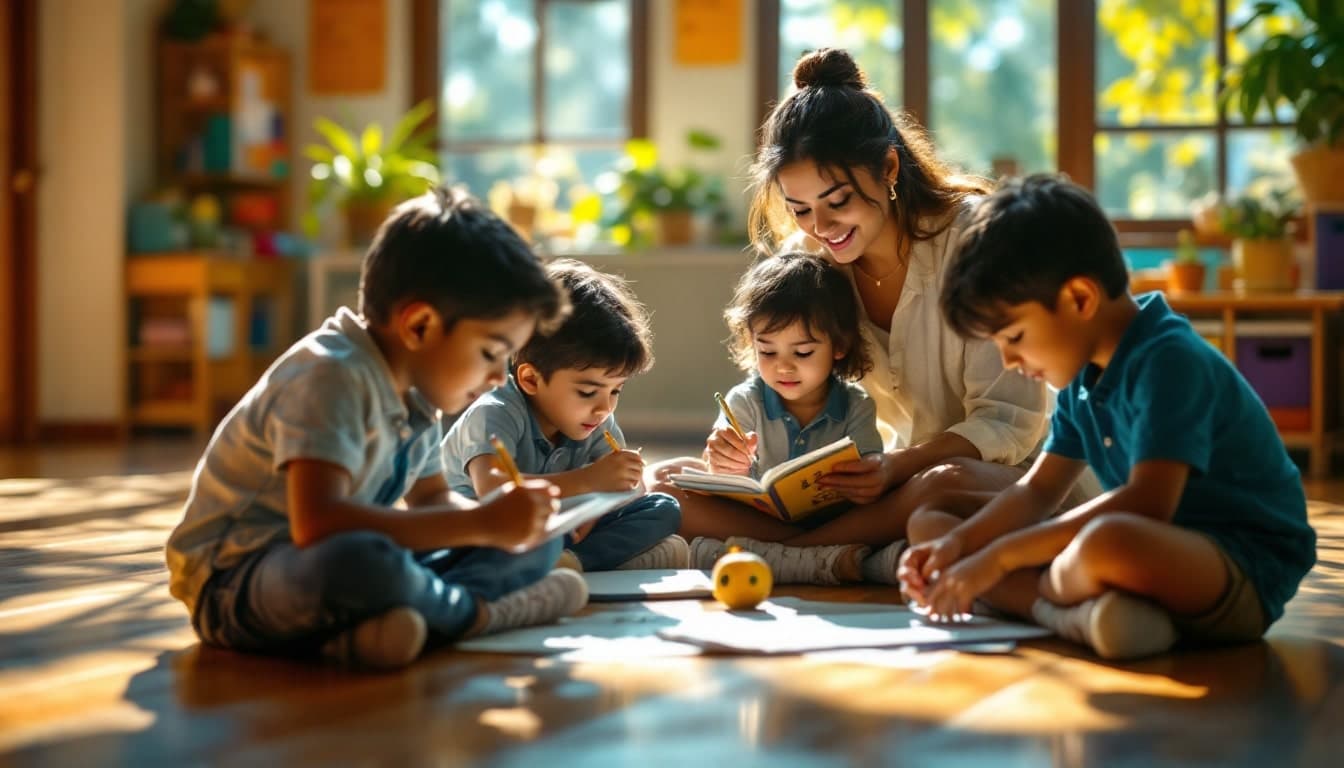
[1235,321,1312,431]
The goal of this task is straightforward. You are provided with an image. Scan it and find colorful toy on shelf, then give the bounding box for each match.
[711,546,773,610]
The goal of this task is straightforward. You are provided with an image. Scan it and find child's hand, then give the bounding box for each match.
[477,479,561,551]
[924,548,1006,623]
[586,449,645,493]
[705,427,757,475]
[898,533,964,605]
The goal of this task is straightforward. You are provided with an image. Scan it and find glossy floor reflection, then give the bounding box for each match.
[1,440,1341,766]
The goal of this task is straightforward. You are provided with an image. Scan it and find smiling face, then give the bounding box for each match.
[988,296,1095,390]
[409,309,538,414]
[517,364,630,443]
[775,159,897,264]
[752,319,843,410]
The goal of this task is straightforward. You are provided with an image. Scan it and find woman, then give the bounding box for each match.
[681,48,1082,584]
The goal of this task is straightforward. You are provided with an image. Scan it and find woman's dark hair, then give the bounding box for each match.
[748,48,990,258]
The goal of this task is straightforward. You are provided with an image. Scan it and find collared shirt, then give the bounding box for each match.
[789,203,1051,464]
[718,375,883,479]
[166,307,445,615]
[1046,292,1315,622]
[441,376,624,498]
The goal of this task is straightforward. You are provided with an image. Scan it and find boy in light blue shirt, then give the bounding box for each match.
[443,260,685,572]
[166,188,588,670]
[902,175,1315,659]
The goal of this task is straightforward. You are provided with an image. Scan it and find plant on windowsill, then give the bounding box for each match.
[1217,189,1301,293]
[604,131,726,249]
[1165,229,1207,294]
[303,100,440,247]
[1219,0,1344,204]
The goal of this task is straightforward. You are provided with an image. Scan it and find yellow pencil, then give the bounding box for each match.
[489,434,524,486]
[714,392,747,441]
[603,430,621,455]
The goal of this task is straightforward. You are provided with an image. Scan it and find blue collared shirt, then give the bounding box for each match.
[1044,292,1315,622]
[718,375,883,480]
[442,376,625,498]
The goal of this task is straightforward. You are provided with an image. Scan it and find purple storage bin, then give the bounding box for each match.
[1236,335,1311,407]
[1315,209,1344,290]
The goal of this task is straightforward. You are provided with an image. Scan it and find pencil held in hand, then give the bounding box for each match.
[714,392,746,440]
[603,430,621,455]
[489,434,524,486]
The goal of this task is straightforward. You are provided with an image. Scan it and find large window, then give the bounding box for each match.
[413,0,647,215]
[765,0,1297,227]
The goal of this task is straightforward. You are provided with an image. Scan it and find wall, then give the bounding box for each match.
[37,0,127,423]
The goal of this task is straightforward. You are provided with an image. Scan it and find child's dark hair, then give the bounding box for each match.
[514,259,654,379]
[749,48,989,253]
[941,174,1128,338]
[725,252,872,381]
[359,186,566,332]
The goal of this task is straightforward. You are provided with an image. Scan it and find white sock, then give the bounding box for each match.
[320,606,427,670]
[615,535,690,570]
[1032,591,1177,660]
[860,539,907,584]
[482,569,588,635]
[726,536,870,585]
[689,536,727,570]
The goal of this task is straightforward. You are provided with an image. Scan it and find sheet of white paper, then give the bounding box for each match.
[456,600,709,657]
[657,598,1051,654]
[583,569,714,602]
[545,490,641,539]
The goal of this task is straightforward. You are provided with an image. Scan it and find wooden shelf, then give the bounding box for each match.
[131,400,198,426]
[129,347,194,363]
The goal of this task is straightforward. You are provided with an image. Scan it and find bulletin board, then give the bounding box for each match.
[309,0,387,94]
[675,0,741,66]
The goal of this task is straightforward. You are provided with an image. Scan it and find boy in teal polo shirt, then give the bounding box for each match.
[899,174,1315,659]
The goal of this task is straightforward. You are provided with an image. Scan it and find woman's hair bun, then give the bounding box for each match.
[792,48,867,90]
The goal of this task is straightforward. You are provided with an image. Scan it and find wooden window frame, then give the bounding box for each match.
[757,0,1292,244]
[411,0,649,157]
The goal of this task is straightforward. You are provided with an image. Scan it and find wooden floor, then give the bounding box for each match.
[2,438,1342,766]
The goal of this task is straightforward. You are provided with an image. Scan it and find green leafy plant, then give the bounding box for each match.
[1220,0,1344,147]
[1174,229,1201,264]
[1217,189,1301,239]
[604,131,726,248]
[303,100,441,236]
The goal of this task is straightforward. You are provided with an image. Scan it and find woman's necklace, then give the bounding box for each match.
[853,258,904,287]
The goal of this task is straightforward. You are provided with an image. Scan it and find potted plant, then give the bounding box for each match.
[1218,190,1301,292]
[304,100,440,246]
[605,131,725,249]
[1165,229,1206,294]
[1220,0,1344,203]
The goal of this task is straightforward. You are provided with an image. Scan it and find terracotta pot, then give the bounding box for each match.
[655,210,694,246]
[344,199,395,247]
[1290,145,1344,205]
[507,202,537,242]
[1165,261,1206,294]
[1232,238,1294,293]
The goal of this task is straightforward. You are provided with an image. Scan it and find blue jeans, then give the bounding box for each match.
[193,533,562,656]
[566,492,681,571]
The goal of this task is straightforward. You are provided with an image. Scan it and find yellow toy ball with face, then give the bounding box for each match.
[712,546,773,610]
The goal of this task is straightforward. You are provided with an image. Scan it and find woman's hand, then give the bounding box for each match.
[819,452,902,504]
[705,426,757,475]
[923,547,1007,622]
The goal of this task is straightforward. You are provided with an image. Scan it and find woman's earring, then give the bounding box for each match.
[887,180,898,200]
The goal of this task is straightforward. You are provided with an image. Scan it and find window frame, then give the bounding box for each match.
[757,0,1293,242]
[410,0,649,156]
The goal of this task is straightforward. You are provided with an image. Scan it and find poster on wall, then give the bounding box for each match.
[675,0,741,66]
[309,0,386,94]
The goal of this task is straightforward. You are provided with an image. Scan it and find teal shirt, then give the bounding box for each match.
[1044,292,1315,623]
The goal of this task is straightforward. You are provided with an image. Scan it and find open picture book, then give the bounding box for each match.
[669,437,860,522]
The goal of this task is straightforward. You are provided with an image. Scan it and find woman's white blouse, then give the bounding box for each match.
[788,208,1051,465]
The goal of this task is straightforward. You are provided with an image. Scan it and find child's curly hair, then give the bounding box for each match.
[724,252,872,381]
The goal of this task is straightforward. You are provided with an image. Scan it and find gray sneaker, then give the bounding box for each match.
[483,569,589,635]
[1032,591,1177,660]
[321,606,427,670]
[616,535,691,570]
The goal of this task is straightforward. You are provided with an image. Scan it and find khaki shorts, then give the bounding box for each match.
[1171,540,1267,647]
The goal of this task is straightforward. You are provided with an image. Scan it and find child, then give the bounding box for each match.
[165,187,588,671]
[900,174,1316,659]
[441,259,686,572]
[647,253,884,584]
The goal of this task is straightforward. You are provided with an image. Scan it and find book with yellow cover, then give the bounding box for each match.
[669,437,860,522]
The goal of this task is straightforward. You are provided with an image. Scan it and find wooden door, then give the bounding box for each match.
[1,0,38,443]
